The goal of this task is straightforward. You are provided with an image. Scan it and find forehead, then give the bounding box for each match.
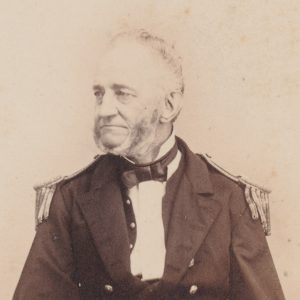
[93,41,169,90]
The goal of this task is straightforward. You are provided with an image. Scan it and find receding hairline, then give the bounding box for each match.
[108,29,184,94]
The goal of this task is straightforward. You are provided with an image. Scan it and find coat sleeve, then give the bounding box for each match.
[228,186,285,300]
[13,182,80,300]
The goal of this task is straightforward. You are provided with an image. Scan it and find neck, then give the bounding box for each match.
[127,125,173,164]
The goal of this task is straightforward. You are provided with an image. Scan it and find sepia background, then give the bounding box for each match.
[1,0,299,299]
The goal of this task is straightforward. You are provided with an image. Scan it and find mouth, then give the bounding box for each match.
[100,125,128,129]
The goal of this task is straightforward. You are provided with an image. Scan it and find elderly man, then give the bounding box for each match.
[14,30,285,300]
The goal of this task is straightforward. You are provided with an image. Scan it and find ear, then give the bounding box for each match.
[160,92,183,123]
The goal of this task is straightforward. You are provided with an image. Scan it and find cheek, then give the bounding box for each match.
[119,103,148,126]
[136,107,158,126]
[119,95,162,126]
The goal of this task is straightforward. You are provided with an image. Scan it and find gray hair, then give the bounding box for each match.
[110,29,184,95]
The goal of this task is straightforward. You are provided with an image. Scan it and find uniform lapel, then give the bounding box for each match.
[76,155,145,293]
[161,137,221,288]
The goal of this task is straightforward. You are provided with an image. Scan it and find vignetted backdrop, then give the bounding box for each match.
[1,1,299,299]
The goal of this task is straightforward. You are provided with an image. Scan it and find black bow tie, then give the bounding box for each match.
[120,143,178,189]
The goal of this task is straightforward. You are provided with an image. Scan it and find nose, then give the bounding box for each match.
[95,91,118,118]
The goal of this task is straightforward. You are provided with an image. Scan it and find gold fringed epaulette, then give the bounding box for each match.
[34,176,63,227]
[200,153,271,236]
[33,155,102,227]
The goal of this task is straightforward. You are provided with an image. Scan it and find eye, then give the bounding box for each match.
[115,90,130,97]
[94,90,103,97]
[114,89,137,104]
[94,90,104,103]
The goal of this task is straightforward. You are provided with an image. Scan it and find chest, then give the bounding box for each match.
[70,196,232,298]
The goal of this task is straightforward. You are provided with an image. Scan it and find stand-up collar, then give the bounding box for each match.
[176,136,214,195]
[90,136,214,195]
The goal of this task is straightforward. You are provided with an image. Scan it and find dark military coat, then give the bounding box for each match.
[13,137,285,300]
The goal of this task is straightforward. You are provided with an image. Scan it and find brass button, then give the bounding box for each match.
[126,199,131,205]
[188,258,195,268]
[189,285,198,295]
[129,243,134,249]
[52,234,59,241]
[129,222,136,229]
[104,284,113,293]
[78,282,82,287]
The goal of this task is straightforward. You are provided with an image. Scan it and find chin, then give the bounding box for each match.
[95,136,132,157]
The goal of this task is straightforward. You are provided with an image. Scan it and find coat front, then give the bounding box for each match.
[13,138,285,300]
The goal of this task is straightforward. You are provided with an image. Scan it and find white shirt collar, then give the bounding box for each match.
[156,129,176,161]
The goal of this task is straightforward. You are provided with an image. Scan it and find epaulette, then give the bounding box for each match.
[34,155,102,227]
[200,153,271,236]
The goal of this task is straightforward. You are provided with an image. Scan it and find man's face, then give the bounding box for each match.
[93,41,172,158]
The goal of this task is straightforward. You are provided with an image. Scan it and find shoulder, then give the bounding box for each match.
[198,153,271,236]
[34,154,105,226]
[36,154,106,189]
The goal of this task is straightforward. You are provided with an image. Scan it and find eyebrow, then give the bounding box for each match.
[111,84,137,94]
[92,83,138,95]
[92,84,105,91]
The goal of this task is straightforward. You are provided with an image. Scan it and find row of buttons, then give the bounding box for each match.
[102,258,196,296]
[123,197,198,296]
[125,197,136,250]
[125,198,135,229]
[103,283,199,296]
